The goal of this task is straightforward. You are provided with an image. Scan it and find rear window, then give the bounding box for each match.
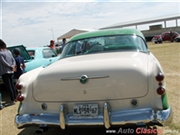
[61,35,148,58]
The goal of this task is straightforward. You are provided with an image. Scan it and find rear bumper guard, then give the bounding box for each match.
[15,103,173,129]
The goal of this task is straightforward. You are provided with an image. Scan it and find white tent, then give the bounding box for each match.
[57,28,97,41]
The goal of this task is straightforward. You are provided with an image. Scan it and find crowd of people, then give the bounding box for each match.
[0,39,26,109]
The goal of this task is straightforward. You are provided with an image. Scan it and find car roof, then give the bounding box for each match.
[69,28,145,42]
[26,47,50,50]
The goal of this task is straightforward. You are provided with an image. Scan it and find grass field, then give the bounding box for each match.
[0,41,180,135]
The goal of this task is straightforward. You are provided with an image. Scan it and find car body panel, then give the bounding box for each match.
[15,28,172,129]
[70,28,145,41]
[33,52,149,102]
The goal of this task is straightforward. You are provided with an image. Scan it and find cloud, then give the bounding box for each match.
[1,1,180,47]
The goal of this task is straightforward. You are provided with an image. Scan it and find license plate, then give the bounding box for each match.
[73,104,98,117]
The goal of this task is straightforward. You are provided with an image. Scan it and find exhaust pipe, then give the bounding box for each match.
[35,124,48,134]
[35,128,44,134]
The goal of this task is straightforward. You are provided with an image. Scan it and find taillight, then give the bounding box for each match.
[16,94,24,101]
[157,87,165,95]
[156,72,164,82]
[15,82,24,101]
[15,83,22,90]
[156,72,165,95]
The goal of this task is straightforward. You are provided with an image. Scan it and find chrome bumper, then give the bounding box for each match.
[15,103,173,129]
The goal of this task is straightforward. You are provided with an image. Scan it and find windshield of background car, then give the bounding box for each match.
[42,48,58,58]
[61,35,148,58]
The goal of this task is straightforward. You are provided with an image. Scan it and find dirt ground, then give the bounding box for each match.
[0,41,180,135]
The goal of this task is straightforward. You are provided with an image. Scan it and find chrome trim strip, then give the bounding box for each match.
[60,104,65,129]
[61,75,109,81]
[15,106,173,129]
[104,103,111,129]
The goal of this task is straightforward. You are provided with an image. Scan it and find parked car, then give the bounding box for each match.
[152,31,180,43]
[26,47,60,72]
[15,28,172,131]
[0,45,60,84]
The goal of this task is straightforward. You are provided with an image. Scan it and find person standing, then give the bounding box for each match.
[82,40,90,53]
[170,31,173,42]
[49,40,58,54]
[13,48,26,80]
[75,41,82,55]
[49,40,55,49]
[61,38,66,51]
[0,39,17,106]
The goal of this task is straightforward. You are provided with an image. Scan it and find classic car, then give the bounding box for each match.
[15,28,172,132]
[0,45,60,84]
[152,31,180,43]
[26,47,60,72]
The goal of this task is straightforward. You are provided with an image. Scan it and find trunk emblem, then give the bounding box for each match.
[61,75,109,83]
[80,75,88,84]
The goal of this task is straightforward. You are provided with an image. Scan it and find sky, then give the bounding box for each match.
[0,0,180,47]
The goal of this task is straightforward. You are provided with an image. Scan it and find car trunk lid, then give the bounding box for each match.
[33,52,149,102]
[7,45,32,61]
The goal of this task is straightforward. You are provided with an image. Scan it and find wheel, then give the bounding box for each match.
[175,38,180,42]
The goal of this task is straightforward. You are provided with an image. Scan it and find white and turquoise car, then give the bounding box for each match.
[15,28,172,131]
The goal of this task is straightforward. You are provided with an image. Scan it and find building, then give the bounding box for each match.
[100,14,180,41]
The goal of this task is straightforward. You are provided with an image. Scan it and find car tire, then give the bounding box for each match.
[175,39,180,42]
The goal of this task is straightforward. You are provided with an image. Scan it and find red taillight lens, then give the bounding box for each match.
[158,82,162,86]
[156,72,164,82]
[15,83,22,90]
[17,94,24,101]
[157,87,165,95]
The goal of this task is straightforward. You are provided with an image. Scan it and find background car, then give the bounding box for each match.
[26,47,60,72]
[15,28,172,131]
[152,31,180,43]
[0,45,60,84]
